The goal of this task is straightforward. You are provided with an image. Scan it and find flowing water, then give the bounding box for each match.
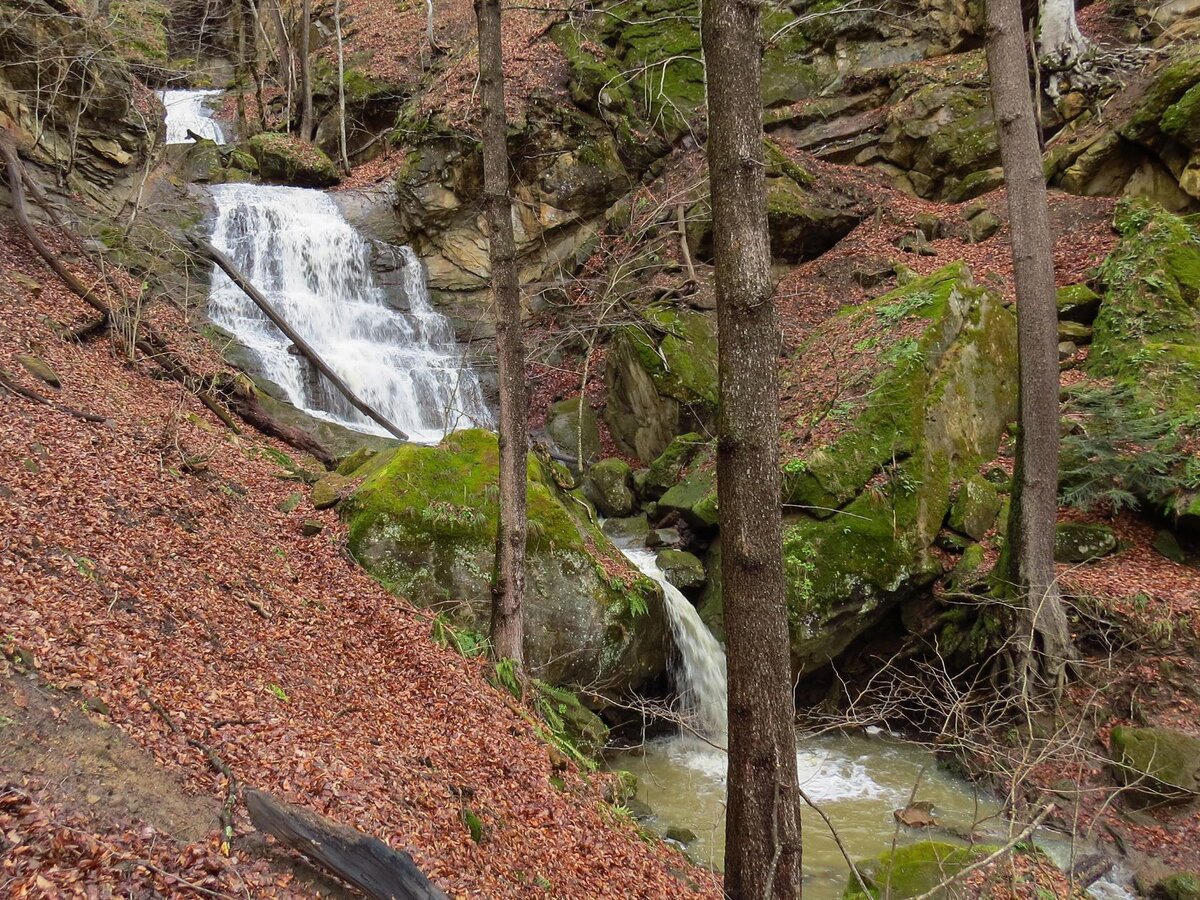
[613,546,1139,899]
[207,184,492,443]
[157,89,225,144]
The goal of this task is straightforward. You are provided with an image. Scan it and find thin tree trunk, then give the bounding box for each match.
[702,0,802,895]
[233,0,248,137]
[987,0,1075,701]
[334,0,350,173]
[299,0,313,139]
[475,0,527,667]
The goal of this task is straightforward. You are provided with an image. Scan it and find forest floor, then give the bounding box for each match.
[0,224,719,898]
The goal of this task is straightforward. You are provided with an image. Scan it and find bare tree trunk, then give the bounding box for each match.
[233,0,248,137]
[475,0,527,667]
[334,0,350,173]
[299,0,314,139]
[703,0,802,895]
[987,0,1075,702]
[1038,0,1089,63]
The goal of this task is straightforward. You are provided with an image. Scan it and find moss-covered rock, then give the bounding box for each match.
[946,475,1001,540]
[248,133,339,187]
[644,433,708,499]
[1084,202,1200,524]
[1156,872,1200,900]
[1111,726,1200,802]
[312,472,351,510]
[656,549,706,591]
[1057,283,1102,323]
[657,449,719,528]
[782,264,1018,672]
[1120,54,1200,146]
[584,458,635,517]
[544,396,601,471]
[1054,523,1118,562]
[343,430,666,690]
[605,311,717,463]
[843,840,994,898]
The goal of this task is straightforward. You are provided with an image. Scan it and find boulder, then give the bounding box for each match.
[248,133,339,187]
[655,549,706,591]
[946,475,1002,540]
[657,450,719,529]
[1057,283,1102,323]
[583,459,635,517]
[1057,320,1093,343]
[1054,523,1118,562]
[1111,726,1200,802]
[844,841,995,899]
[342,430,666,691]
[605,311,717,464]
[1085,202,1200,525]
[544,397,601,471]
[1155,873,1200,900]
[777,264,1018,673]
[312,473,351,510]
[602,514,651,546]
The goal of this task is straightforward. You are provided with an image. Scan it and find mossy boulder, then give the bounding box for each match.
[1120,54,1200,146]
[657,448,719,528]
[312,473,351,510]
[1057,283,1102,323]
[1085,202,1200,524]
[248,133,339,187]
[1111,726,1200,802]
[584,459,636,517]
[656,549,706,591]
[843,840,995,899]
[780,264,1018,672]
[1156,872,1200,900]
[605,311,717,463]
[946,475,1001,540]
[602,514,651,546]
[544,396,601,471]
[342,430,666,690]
[644,433,708,499]
[1053,523,1118,562]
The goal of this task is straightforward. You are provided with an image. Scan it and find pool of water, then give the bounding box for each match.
[612,728,1006,898]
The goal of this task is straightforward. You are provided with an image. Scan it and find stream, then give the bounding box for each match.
[161,91,1133,899]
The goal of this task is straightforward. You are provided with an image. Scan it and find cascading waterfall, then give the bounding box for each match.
[157,89,225,144]
[207,184,492,444]
[620,548,728,740]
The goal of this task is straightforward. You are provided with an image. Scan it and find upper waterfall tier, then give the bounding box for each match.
[207,184,492,444]
[158,89,225,144]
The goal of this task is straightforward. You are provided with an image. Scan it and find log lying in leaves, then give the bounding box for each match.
[189,236,409,442]
[244,788,448,900]
[212,374,336,467]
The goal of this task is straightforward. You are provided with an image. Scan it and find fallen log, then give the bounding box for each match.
[189,236,410,442]
[244,788,448,900]
[213,374,336,467]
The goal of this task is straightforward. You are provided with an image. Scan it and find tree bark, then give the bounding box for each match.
[299,0,314,139]
[334,0,350,173]
[987,0,1075,701]
[702,0,803,896]
[1038,0,1089,65]
[475,0,527,667]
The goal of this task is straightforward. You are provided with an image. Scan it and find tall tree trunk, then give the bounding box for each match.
[299,0,314,139]
[703,0,802,895]
[476,0,527,667]
[987,0,1075,701]
[1038,0,1089,65]
[334,0,350,172]
[233,0,248,137]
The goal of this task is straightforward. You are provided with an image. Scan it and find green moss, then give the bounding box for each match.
[645,433,708,496]
[1089,202,1200,430]
[844,841,995,899]
[345,429,582,556]
[622,308,718,409]
[1162,82,1200,148]
[248,133,339,187]
[1122,54,1200,144]
[765,139,814,186]
[109,0,169,67]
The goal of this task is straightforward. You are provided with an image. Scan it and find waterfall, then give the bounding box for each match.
[621,548,728,740]
[207,184,492,444]
[157,89,225,144]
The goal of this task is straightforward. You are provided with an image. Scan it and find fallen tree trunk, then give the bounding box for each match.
[190,236,410,442]
[213,374,336,467]
[244,788,448,900]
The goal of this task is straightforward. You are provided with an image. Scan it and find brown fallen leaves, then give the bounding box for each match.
[0,222,718,898]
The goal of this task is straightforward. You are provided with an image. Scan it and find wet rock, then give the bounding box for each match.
[602,514,651,546]
[655,549,706,591]
[663,826,697,846]
[1054,523,1118,562]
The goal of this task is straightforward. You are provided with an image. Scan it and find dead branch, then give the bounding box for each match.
[0,368,109,423]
